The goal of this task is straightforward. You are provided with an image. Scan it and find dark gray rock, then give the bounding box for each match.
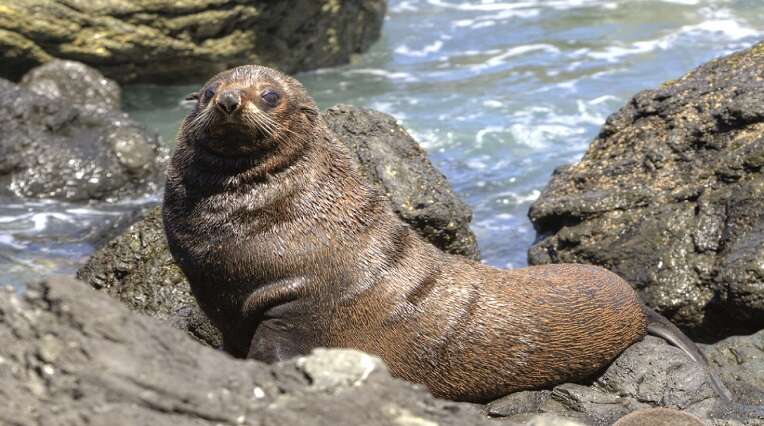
[77,206,219,347]
[20,59,121,114]
[8,277,760,426]
[0,0,386,83]
[486,334,764,426]
[528,42,764,338]
[0,276,494,426]
[78,105,479,346]
[325,104,480,259]
[0,63,164,201]
[704,330,764,407]
[612,408,705,426]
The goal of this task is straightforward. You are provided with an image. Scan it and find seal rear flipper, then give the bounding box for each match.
[643,306,733,403]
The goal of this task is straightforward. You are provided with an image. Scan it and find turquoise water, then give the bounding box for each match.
[2,0,764,286]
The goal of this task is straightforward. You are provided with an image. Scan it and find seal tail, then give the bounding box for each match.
[644,306,733,403]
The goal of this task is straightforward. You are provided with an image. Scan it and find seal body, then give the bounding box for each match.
[163,65,647,402]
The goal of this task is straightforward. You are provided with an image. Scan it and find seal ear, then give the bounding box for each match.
[185,92,200,101]
[301,104,319,123]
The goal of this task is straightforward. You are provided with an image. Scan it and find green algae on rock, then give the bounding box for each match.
[529,41,764,339]
[0,0,386,83]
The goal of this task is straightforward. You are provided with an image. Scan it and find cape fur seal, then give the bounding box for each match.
[163,65,731,403]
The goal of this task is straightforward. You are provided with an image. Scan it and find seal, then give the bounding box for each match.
[163,65,730,403]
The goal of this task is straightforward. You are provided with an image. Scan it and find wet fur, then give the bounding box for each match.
[163,65,725,403]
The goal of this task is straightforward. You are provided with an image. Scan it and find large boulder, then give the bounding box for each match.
[528,42,764,338]
[3,277,761,425]
[20,59,121,114]
[485,333,764,425]
[78,105,479,346]
[0,277,490,426]
[326,104,479,259]
[0,0,386,83]
[0,60,164,201]
[78,206,221,347]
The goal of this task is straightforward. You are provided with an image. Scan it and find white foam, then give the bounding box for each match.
[515,190,541,204]
[472,44,560,71]
[589,95,620,105]
[586,8,761,62]
[482,100,503,108]
[428,0,618,13]
[30,213,74,232]
[64,207,125,216]
[391,1,419,13]
[475,126,506,147]
[0,235,24,250]
[428,0,619,12]
[395,40,444,58]
[684,19,760,40]
[344,69,417,82]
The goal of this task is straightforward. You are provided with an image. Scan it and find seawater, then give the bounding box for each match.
[2,0,763,287]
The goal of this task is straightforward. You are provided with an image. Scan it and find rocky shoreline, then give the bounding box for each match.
[1,20,764,426]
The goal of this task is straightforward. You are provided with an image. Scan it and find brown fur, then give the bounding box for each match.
[163,65,647,402]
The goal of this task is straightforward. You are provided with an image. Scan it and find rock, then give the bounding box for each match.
[0,0,386,83]
[704,330,764,407]
[612,408,704,426]
[77,206,220,347]
[77,105,479,346]
[7,277,760,425]
[528,42,764,338]
[485,334,764,426]
[20,59,121,114]
[0,276,494,426]
[325,104,480,259]
[0,63,164,201]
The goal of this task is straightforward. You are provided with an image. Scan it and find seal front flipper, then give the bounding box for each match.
[247,302,317,363]
[242,277,316,363]
[644,306,733,402]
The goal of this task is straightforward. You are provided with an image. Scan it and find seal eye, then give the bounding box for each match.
[203,87,216,102]
[261,90,280,107]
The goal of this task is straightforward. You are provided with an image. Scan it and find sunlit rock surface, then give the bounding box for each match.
[0,277,488,426]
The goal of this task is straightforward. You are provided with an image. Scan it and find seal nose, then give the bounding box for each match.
[216,90,241,114]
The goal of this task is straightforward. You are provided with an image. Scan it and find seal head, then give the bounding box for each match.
[180,65,318,167]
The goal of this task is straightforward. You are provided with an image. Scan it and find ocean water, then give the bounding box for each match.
[2,0,763,287]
